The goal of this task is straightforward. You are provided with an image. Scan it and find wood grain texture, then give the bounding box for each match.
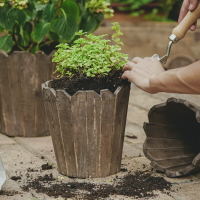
[86,91,101,178]
[42,81,130,178]
[0,51,14,135]
[144,97,200,177]
[99,89,115,177]
[7,52,23,136]
[56,90,77,177]
[0,51,52,137]
[172,2,200,40]
[35,52,50,136]
[42,85,67,174]
[110,86,130,174]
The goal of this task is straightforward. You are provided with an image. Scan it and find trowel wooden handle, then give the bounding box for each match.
[172,3,200,40]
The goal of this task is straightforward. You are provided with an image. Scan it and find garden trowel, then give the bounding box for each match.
[152,3,200,65]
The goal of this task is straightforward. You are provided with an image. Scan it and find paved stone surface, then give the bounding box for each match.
[0,83,200,199]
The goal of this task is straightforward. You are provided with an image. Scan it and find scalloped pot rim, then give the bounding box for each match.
[42,80,129,98]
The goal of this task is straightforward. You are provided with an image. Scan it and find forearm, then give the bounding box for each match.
[150,60,200,94]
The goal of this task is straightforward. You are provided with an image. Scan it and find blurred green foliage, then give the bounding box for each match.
[109,0,182,21]
[0,0,113,54]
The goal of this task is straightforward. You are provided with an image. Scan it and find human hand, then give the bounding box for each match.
[121,57,165,94]
[178,0,199,31]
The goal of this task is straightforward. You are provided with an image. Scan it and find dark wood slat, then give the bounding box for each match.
[7,52,24,136]
[0,51,14,135]
[71,92,88,178]
[145,149,196,161]
[151,156,194,171]
[192,153,200,166]
[183,165,200,176]
[86,91,101,178]
[19,52,35,137]
[145,138,198,149]
[110,86,130,174]
[99,89,115,177]
[35,52,50,136]
[42,85,67,174]
[56,90,77,177]
[143,123,199,139]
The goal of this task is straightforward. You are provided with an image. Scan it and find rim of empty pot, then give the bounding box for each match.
[42,80,130,98]
[148,97,200,123]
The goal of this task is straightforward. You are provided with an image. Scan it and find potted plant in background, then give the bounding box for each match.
[42,22,130,178]
[108,0,182,21]
[0,0,113,137]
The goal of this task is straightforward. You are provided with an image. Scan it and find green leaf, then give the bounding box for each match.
[61,0,79,20]
[15,9,27,26]
[49,31,59,41]
[30,45,40,54]
[18,27,30,47]
[80,13,98,33]
[24,22,33,34]
[42,3,56,22]
[0,35,12,53]
[34,2,47,10]
[0,7,9,29]
[32,22,50,43]
[94,12,104,23]
[51,12,77,42]
[0,25,4,33]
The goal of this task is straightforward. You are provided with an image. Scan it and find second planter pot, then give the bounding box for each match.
[42,80,130,178]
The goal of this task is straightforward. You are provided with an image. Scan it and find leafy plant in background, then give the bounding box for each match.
[108,0,182,21]
[52,22,128,78]
[0,0,113,54]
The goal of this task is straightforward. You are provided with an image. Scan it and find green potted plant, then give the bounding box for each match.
[0,0,113,137]
[42,22,130,178]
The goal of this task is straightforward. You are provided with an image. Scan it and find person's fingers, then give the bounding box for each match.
[188,0,199,11]
[132,57,142,64]
[122,61,135,72]
[121,70,132,79]
[178,0,190,23]
[190,22,197,31]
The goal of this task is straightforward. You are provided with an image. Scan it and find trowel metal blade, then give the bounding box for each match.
[0,157,6,190]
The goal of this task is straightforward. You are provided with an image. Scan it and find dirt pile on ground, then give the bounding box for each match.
[20,171,172,199]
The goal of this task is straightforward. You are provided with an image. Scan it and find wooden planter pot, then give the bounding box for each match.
[0,51,54,137]
[143,98,200,177]
[42,81,130,178]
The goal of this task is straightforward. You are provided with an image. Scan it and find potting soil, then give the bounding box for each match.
[21,170,172,199]
[51,70,130,96]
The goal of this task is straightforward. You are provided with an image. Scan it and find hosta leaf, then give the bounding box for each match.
[32,22,50,43]
[34,2,47,10]
[0,7,9,29]
[15,9,27,26]
[42,3,56,22]
[51,12,77,42]
[5,8,27,30]
[80,13,98,33]
[61,0,79,20]
[24,22,33,34]
[49,31,59,41]
[0,35,12,53]
[18,27,30,47]
[93,13,104,23]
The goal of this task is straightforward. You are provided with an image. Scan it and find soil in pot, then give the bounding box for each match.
[51,70,130,95]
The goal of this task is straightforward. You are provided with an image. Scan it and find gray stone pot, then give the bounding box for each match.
[42,80,130,178]
[0,51,54,137]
